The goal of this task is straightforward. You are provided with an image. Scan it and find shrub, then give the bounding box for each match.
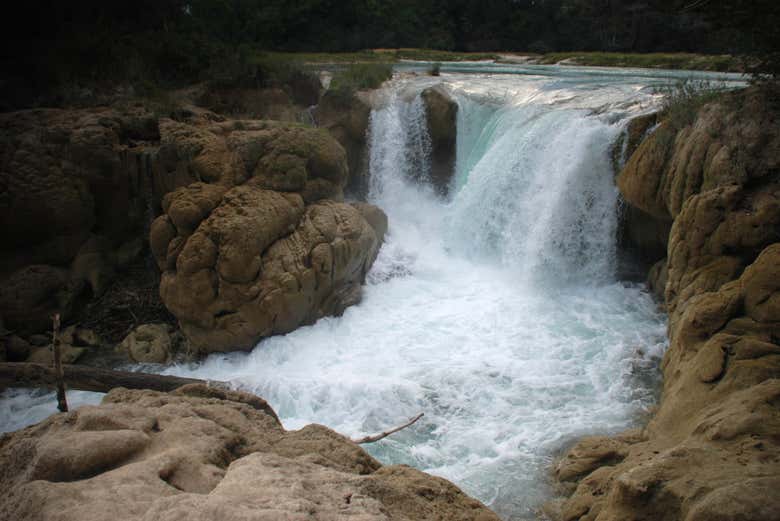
[329,63,393,98]
[656,79,728,131]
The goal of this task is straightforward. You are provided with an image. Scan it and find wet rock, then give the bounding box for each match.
[315,90,373,196]
[421,86,458,194]
[647,258,668,302]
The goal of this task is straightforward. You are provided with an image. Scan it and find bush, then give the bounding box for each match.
[329,63,393,98]
[656,79,728,131]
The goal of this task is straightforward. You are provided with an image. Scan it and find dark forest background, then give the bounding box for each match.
[1,0,778,107]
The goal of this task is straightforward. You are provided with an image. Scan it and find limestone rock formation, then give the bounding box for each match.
[421,86,458,194]
[117,323,181,363]
[315,90,373,196]
[150,119,385,353]
[555,86,780,520]
[0,103,385,353]
[0,384,499,521]
[0,107,161,334]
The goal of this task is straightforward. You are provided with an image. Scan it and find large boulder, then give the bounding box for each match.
[0,385,499,521]
[555,86,780,521]
[151,120,384,353]
[421,86,458,194]
[157,190,384,353]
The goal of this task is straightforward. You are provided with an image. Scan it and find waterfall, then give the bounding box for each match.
[3,66,691,520]
[447,105,621,285]
[368,92,433,199]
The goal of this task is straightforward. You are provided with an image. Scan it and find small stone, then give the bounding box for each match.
[117,324,173,364]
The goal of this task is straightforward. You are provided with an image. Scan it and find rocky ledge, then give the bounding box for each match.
[0,384,498,521]
[0,102,386,357]
[552,86,780,520]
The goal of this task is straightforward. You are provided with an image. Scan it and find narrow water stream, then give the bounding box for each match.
[1,64,745,520]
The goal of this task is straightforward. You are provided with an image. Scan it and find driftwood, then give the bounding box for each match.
[0,363,226,394]
[51,314,68,412]
[351,412,425,444]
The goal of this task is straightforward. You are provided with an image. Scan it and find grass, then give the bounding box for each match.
[257,49,500,65]
[533,52,741,72]
[656,79,729,131]
[257,49,742,74]
[328,63,394,101]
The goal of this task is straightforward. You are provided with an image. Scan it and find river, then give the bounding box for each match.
[0,63,745,520]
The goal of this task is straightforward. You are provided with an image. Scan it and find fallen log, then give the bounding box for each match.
[0,363,226,394]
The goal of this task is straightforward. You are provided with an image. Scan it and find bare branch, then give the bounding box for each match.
[51,314,68,413]
[351,413,424,444]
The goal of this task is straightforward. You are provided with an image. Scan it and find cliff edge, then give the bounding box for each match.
[554,86,780,520]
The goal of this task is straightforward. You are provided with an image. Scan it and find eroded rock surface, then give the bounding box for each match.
[556,86,780,520]
[149,118,385,353]
[0,385,499,521]
[0,103,386,354]
[0,108,160,333]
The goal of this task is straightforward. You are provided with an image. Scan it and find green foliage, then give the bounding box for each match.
[656,79,727,131]
[687,0,780,79]
[330,63,393,97]
[537,52,740,72]
[3,0,777,110]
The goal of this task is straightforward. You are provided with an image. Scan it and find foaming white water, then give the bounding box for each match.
[166,72,671,518]
[448,104,620,285]
[4,65,727,519]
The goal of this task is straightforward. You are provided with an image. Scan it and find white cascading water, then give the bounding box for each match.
[1,65,746,519]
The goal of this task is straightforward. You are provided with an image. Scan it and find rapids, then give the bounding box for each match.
[0,64,745,519]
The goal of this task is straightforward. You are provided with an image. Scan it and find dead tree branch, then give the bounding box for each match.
[351,412,424,444]
[51,314,68,412]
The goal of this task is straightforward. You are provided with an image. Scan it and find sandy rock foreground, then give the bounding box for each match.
[0,384,498,521]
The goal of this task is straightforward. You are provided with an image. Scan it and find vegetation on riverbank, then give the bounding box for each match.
[258,49,741,73]
[534,52,741,72]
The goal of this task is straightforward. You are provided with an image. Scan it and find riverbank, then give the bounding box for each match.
[258,49,743,73]
[550,83,780,521]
